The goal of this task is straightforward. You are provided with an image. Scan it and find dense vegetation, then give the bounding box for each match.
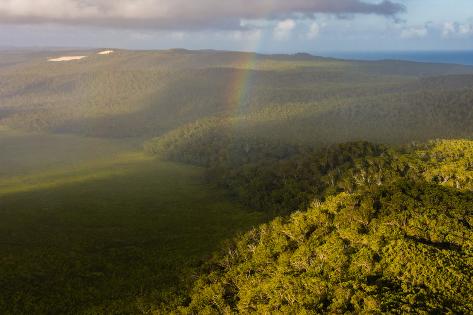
[147,136,473,313]
[1,49,473,314]
[146,118,473,213]
[2,49,473,143]
[0,135,264,314]
[181,181,472,314]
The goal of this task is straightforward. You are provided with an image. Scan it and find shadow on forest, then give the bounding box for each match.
[0,158,264,313]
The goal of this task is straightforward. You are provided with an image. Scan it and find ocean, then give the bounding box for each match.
[317,51,473,66]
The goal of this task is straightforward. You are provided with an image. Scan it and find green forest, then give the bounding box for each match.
[0,49,472,314]
[147,135,473,313]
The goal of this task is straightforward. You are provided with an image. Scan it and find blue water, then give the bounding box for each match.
[317,51,473,66]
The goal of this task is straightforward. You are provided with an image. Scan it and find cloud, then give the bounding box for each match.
[441,21,473,38]
[168,32,186,40]
[227,29,263,41]
[401,25,428,39]
[306,22,321,39]
[459,23,473,35]
[442,22,457,37]
[273,19,296,40]
[0,0,406,30]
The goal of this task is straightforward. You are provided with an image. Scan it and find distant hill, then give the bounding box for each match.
[1,49,473,144]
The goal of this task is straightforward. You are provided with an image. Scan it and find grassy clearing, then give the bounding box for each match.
[0,152,150,196]
[0,127,140,177]
[0,132,264,314]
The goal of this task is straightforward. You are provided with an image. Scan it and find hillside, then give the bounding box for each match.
[152,139,473,314]
[1,49,473,143]
[1,49,473,314]
[182,181,473,314]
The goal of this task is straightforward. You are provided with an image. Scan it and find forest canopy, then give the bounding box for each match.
[1,49,472,314]
[181,181,473,314]
[147,135,473,314]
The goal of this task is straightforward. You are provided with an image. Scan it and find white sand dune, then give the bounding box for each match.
[98,50,114,55]
[48,56,87,62]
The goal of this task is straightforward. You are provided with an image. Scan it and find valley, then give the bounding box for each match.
[0,129,264,313]
[0,49,472,313]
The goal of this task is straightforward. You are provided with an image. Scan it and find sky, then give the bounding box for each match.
[0,0,472,52]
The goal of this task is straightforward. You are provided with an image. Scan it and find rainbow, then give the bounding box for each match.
[225,51,259,118]
[223,26,267,121]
